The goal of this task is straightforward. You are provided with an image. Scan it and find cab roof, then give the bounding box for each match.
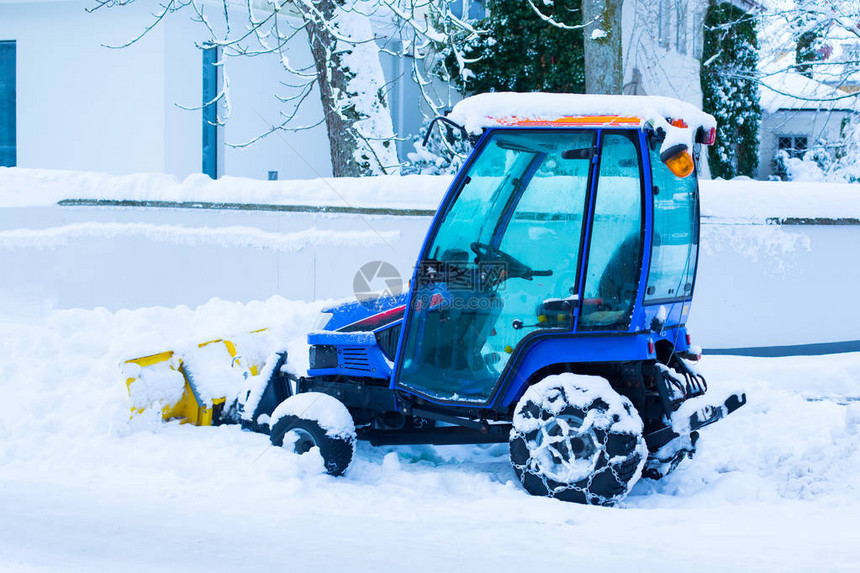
[447,92,717,144]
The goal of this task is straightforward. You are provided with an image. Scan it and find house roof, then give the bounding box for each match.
[760,71,856,113]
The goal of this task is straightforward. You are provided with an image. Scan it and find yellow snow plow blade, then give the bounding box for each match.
[123,330,270,426]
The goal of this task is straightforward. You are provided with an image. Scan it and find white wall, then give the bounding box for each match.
[0,1,169,174]
[2,202,858,349]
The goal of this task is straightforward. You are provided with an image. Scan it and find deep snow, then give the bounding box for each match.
[1,167,859,570]
[1,297,858,572]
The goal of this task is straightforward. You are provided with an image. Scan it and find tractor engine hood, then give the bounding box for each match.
[317,293,408,333]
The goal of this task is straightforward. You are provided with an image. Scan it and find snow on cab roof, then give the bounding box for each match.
[448,92,717,135]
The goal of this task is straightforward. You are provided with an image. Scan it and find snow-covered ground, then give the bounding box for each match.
[1,296,858,572]
[1,167,859,571]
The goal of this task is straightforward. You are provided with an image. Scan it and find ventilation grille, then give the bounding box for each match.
[341,347,371,372]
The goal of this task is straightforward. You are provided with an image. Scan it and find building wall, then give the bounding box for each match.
[0,1,168,174]
[0,0,334,180]
[758,109,850,179]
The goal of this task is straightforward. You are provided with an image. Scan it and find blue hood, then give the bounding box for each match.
[319,293,408,332]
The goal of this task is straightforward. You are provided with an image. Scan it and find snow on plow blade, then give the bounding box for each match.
[672,389,747,436]
[122,329,283,426]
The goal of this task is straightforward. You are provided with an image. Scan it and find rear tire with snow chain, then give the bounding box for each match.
[269,393,356,476]
[510,374,647,505]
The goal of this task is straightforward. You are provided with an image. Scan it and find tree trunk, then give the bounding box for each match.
[303,0,398,177]
[582,0,623,94]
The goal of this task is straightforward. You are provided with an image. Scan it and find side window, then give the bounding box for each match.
[449,0,486,20]
[646,142,698,302]
[580,132,643,330]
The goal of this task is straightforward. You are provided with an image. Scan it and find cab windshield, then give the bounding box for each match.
[397,130,594,404]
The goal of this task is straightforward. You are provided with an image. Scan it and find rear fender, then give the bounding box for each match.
[494,333,657,409]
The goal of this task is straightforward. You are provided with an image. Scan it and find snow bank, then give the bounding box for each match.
[3,167,859,222]
[1,168,859,346]
[0,167,448,211]
[699,179,860,221]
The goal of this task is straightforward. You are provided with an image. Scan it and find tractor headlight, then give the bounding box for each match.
[309,345,338,370]
[313,312,334,331]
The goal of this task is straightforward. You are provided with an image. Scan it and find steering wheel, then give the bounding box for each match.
[470,242,553,281]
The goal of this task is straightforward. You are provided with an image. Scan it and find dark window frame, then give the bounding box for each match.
[777,134,808,159]
[202,44,220,179]
[0,40,16,168]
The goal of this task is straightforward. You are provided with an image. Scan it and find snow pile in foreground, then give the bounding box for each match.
[1,297,859,570]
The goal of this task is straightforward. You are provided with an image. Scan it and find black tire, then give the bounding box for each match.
[270,415,354,476]
[510,374,647,506]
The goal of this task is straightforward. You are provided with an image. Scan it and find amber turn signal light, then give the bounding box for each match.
[660,143,695,178]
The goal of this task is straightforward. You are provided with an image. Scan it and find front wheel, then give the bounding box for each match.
[270,393,356,476]
[510,374,647,505]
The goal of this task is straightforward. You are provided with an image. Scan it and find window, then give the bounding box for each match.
[449,0,486,20]
[658,0,671,49]
[202,44,220,179]
[0,41,15,168]
[676,2,687,55]
[645,141,698,303]
[778,135,808,159]
[692,8,704,60]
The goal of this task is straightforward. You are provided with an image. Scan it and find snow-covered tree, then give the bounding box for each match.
[702,1,760,179]
[756,1,860,181]
[90,0,477,177]
[440,0,585,95]
[440,0,626,96]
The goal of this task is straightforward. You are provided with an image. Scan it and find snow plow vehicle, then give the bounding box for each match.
[125,93,746,505]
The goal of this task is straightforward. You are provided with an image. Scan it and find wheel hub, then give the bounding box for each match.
[288,428,317,455]
[532,414,600,483]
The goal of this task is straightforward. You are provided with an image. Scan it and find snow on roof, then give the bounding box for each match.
[447,92,717,135]
[760,71,855,113]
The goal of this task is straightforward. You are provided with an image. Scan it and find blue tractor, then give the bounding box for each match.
[243,93,746,505]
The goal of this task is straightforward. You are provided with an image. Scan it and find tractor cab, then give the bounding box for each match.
[122,92,746,505]
[393,93,714,409]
